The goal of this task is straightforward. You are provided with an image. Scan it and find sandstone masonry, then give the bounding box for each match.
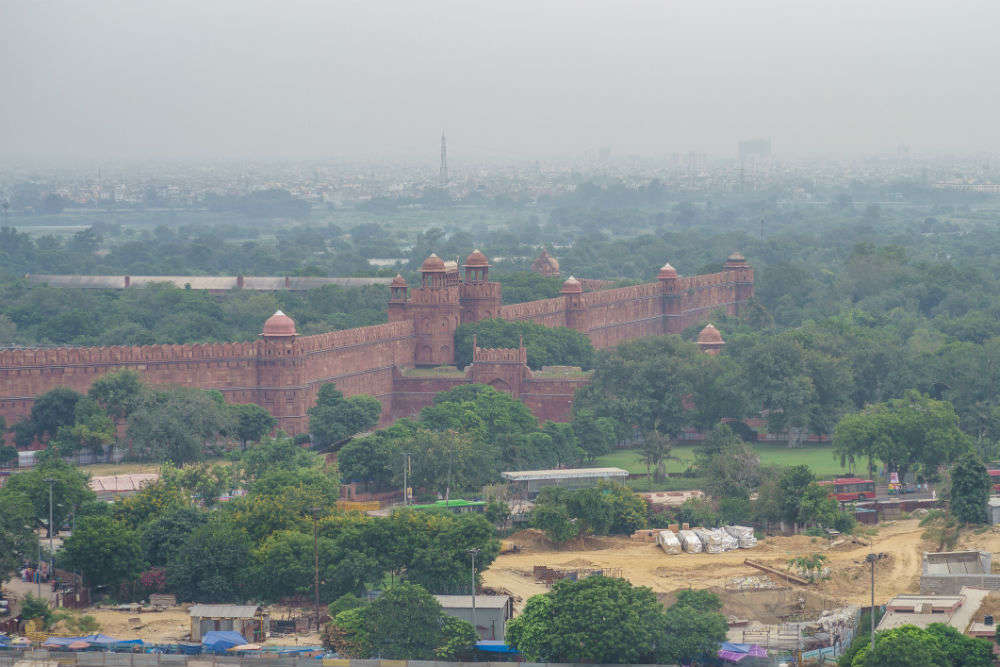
[0,251,752,437]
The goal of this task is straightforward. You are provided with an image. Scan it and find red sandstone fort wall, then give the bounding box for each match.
[288,321,416,431]
[0,262,752,440]
[520,377,590,422]
[0,341,260,430]
[497,297,568,328]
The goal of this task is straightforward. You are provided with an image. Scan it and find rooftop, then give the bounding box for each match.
[878,588,989,632]
[501,467,629,482]
[188,605,263,619]
[434,595,512,610]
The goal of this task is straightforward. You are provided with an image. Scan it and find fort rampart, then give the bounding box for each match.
[0,252,752,437]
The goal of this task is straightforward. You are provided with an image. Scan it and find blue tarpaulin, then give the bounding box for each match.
[201,631,247,652]
[475,641,519,654]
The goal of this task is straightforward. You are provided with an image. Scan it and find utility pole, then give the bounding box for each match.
[467,548,480,641]
[866,553,885,649]
[310,507,322,632]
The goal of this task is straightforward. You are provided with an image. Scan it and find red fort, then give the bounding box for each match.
[0,251,752,435]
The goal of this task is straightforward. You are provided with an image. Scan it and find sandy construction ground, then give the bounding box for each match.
[483,520,1000,611]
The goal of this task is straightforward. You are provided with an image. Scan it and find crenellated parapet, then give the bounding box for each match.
[1,249,752,444]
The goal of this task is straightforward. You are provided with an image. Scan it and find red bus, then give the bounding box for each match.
[818,478,876,502]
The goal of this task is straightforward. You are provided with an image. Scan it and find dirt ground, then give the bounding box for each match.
[483,521,1000,612]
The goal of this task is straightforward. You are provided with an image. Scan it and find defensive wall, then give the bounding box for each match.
[0,251,752,437]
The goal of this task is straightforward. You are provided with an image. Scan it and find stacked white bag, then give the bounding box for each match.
[693,527,725,553]
[724,525,758,549]
[656,530,682,555]
[678,529,702,553]
[716,527,739,551]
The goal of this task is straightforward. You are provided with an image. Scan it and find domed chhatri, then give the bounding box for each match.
[725,251,748,268]
[464,249,489,267]
[420,253,447,272]
[531,248,560,277]
[262,310,297,337]
[658,263,678,279]
[560,275,583,294]
[390,273,408,287]
[696,323,725,354]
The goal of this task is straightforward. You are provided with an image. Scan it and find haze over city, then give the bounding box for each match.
[4,0,999,162]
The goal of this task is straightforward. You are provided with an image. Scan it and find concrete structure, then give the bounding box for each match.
[1,251,752,437]
[188,605,269,642]
[920,551,1000,595]
[25,274,392,292]
[878,587,989,633]
[988,497,1000,525]
[501,467,629,496]
[434,595,514,641]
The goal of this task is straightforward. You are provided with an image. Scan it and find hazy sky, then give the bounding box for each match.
[3,0,998,162]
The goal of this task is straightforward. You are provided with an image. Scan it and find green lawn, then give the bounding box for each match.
[595,442,852,491]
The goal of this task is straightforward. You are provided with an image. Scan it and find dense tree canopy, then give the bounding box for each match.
[308,384,381,450]
[454,318,594,370]
[507,576,726,664]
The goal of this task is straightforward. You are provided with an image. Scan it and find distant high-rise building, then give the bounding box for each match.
[738,138,771,161]
[440,132,448,186]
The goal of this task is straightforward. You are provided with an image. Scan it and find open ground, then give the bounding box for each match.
[483,519,1000,614]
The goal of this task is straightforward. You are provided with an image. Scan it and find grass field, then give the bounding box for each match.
[595,442,852,491]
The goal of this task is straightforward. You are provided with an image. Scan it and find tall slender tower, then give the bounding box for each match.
[439,132,448,186]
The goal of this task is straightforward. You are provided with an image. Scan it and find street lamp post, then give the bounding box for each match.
[865,553,886,649]
[466,548,480,641]
[401,453,411,506]
[44,478,55,583]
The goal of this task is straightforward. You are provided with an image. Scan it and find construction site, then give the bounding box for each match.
[482,518,1000,653]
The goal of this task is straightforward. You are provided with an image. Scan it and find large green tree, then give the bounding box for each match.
[88,370,145,429]
[126,387,230,463]
[0,488,35,579]
[229,403,277,449]
[308,384,381,450]
[949,452,991,524]
[60,516,144,590]
[507,576,721,664]
[326,582,475,660]
[167,521,254,602]
[833,392,971,479]
[2,458,95,535]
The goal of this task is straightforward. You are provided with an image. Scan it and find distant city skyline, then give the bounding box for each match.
[3,1,999,161]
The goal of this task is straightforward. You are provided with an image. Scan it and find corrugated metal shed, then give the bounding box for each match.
[434,595,511,610]
[189,605,262,619]
[501,467,628,481]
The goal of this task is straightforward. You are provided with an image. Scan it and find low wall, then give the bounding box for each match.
[0,653,672,667]
[920,574,1000,595]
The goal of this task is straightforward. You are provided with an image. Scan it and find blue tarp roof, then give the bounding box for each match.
[201,631,247,651]
[475,641,519,654]
[43,635,137,648]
